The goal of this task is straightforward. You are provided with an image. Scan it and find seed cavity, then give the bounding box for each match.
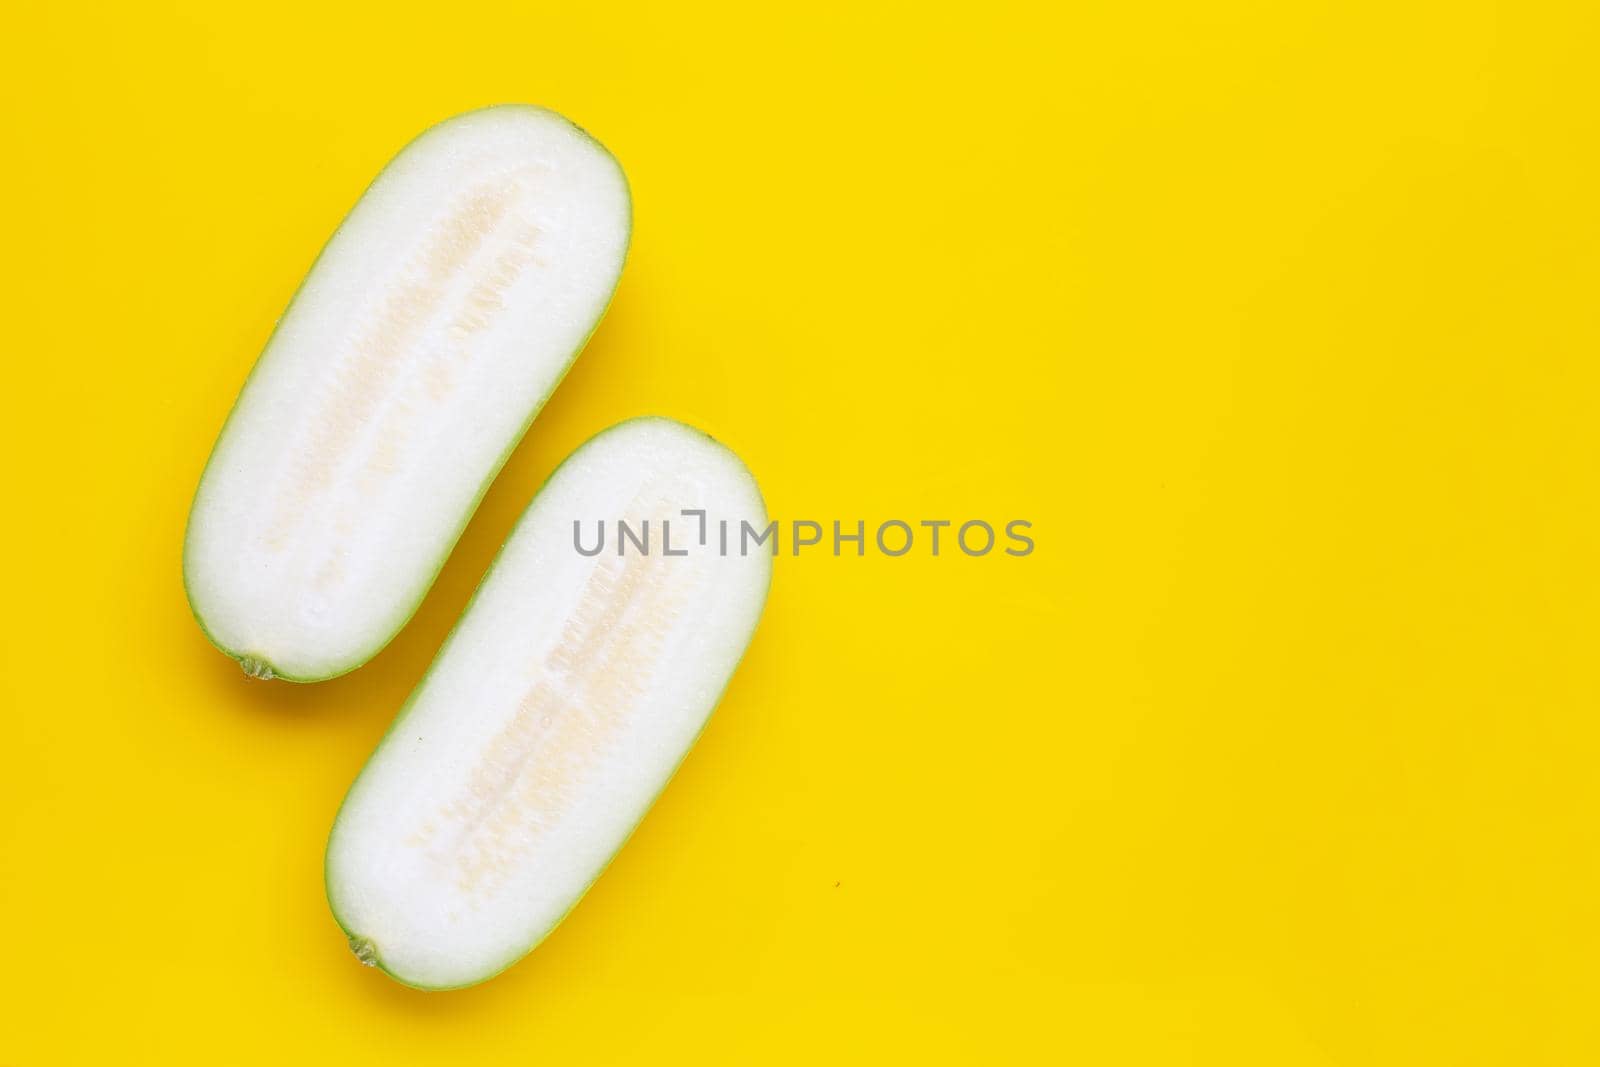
[259,168,547,606]
[412,490,699,901]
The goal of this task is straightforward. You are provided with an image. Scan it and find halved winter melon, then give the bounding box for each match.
[184,105,631,681]
[326,417,772,989]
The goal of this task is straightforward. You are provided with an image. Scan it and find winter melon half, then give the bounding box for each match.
[184,105,631,682]
[326,418,772,989]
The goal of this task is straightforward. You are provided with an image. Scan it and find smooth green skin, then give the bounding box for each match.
[325,417,773,990]
[181,105,632,683]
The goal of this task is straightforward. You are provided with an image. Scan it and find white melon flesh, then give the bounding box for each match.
[184,106,630,682]
[325,418,772,989]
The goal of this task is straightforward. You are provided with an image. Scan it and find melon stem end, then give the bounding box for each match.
[348,935,379,967]
[236,655,276,681]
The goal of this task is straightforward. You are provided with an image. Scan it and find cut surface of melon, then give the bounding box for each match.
[325,418,771,989]
[184,105,630,682]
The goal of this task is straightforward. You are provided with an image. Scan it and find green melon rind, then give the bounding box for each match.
[181,104,632,683]
[324,416,773,990]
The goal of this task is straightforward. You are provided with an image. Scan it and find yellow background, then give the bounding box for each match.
[3,1,1598,1062]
